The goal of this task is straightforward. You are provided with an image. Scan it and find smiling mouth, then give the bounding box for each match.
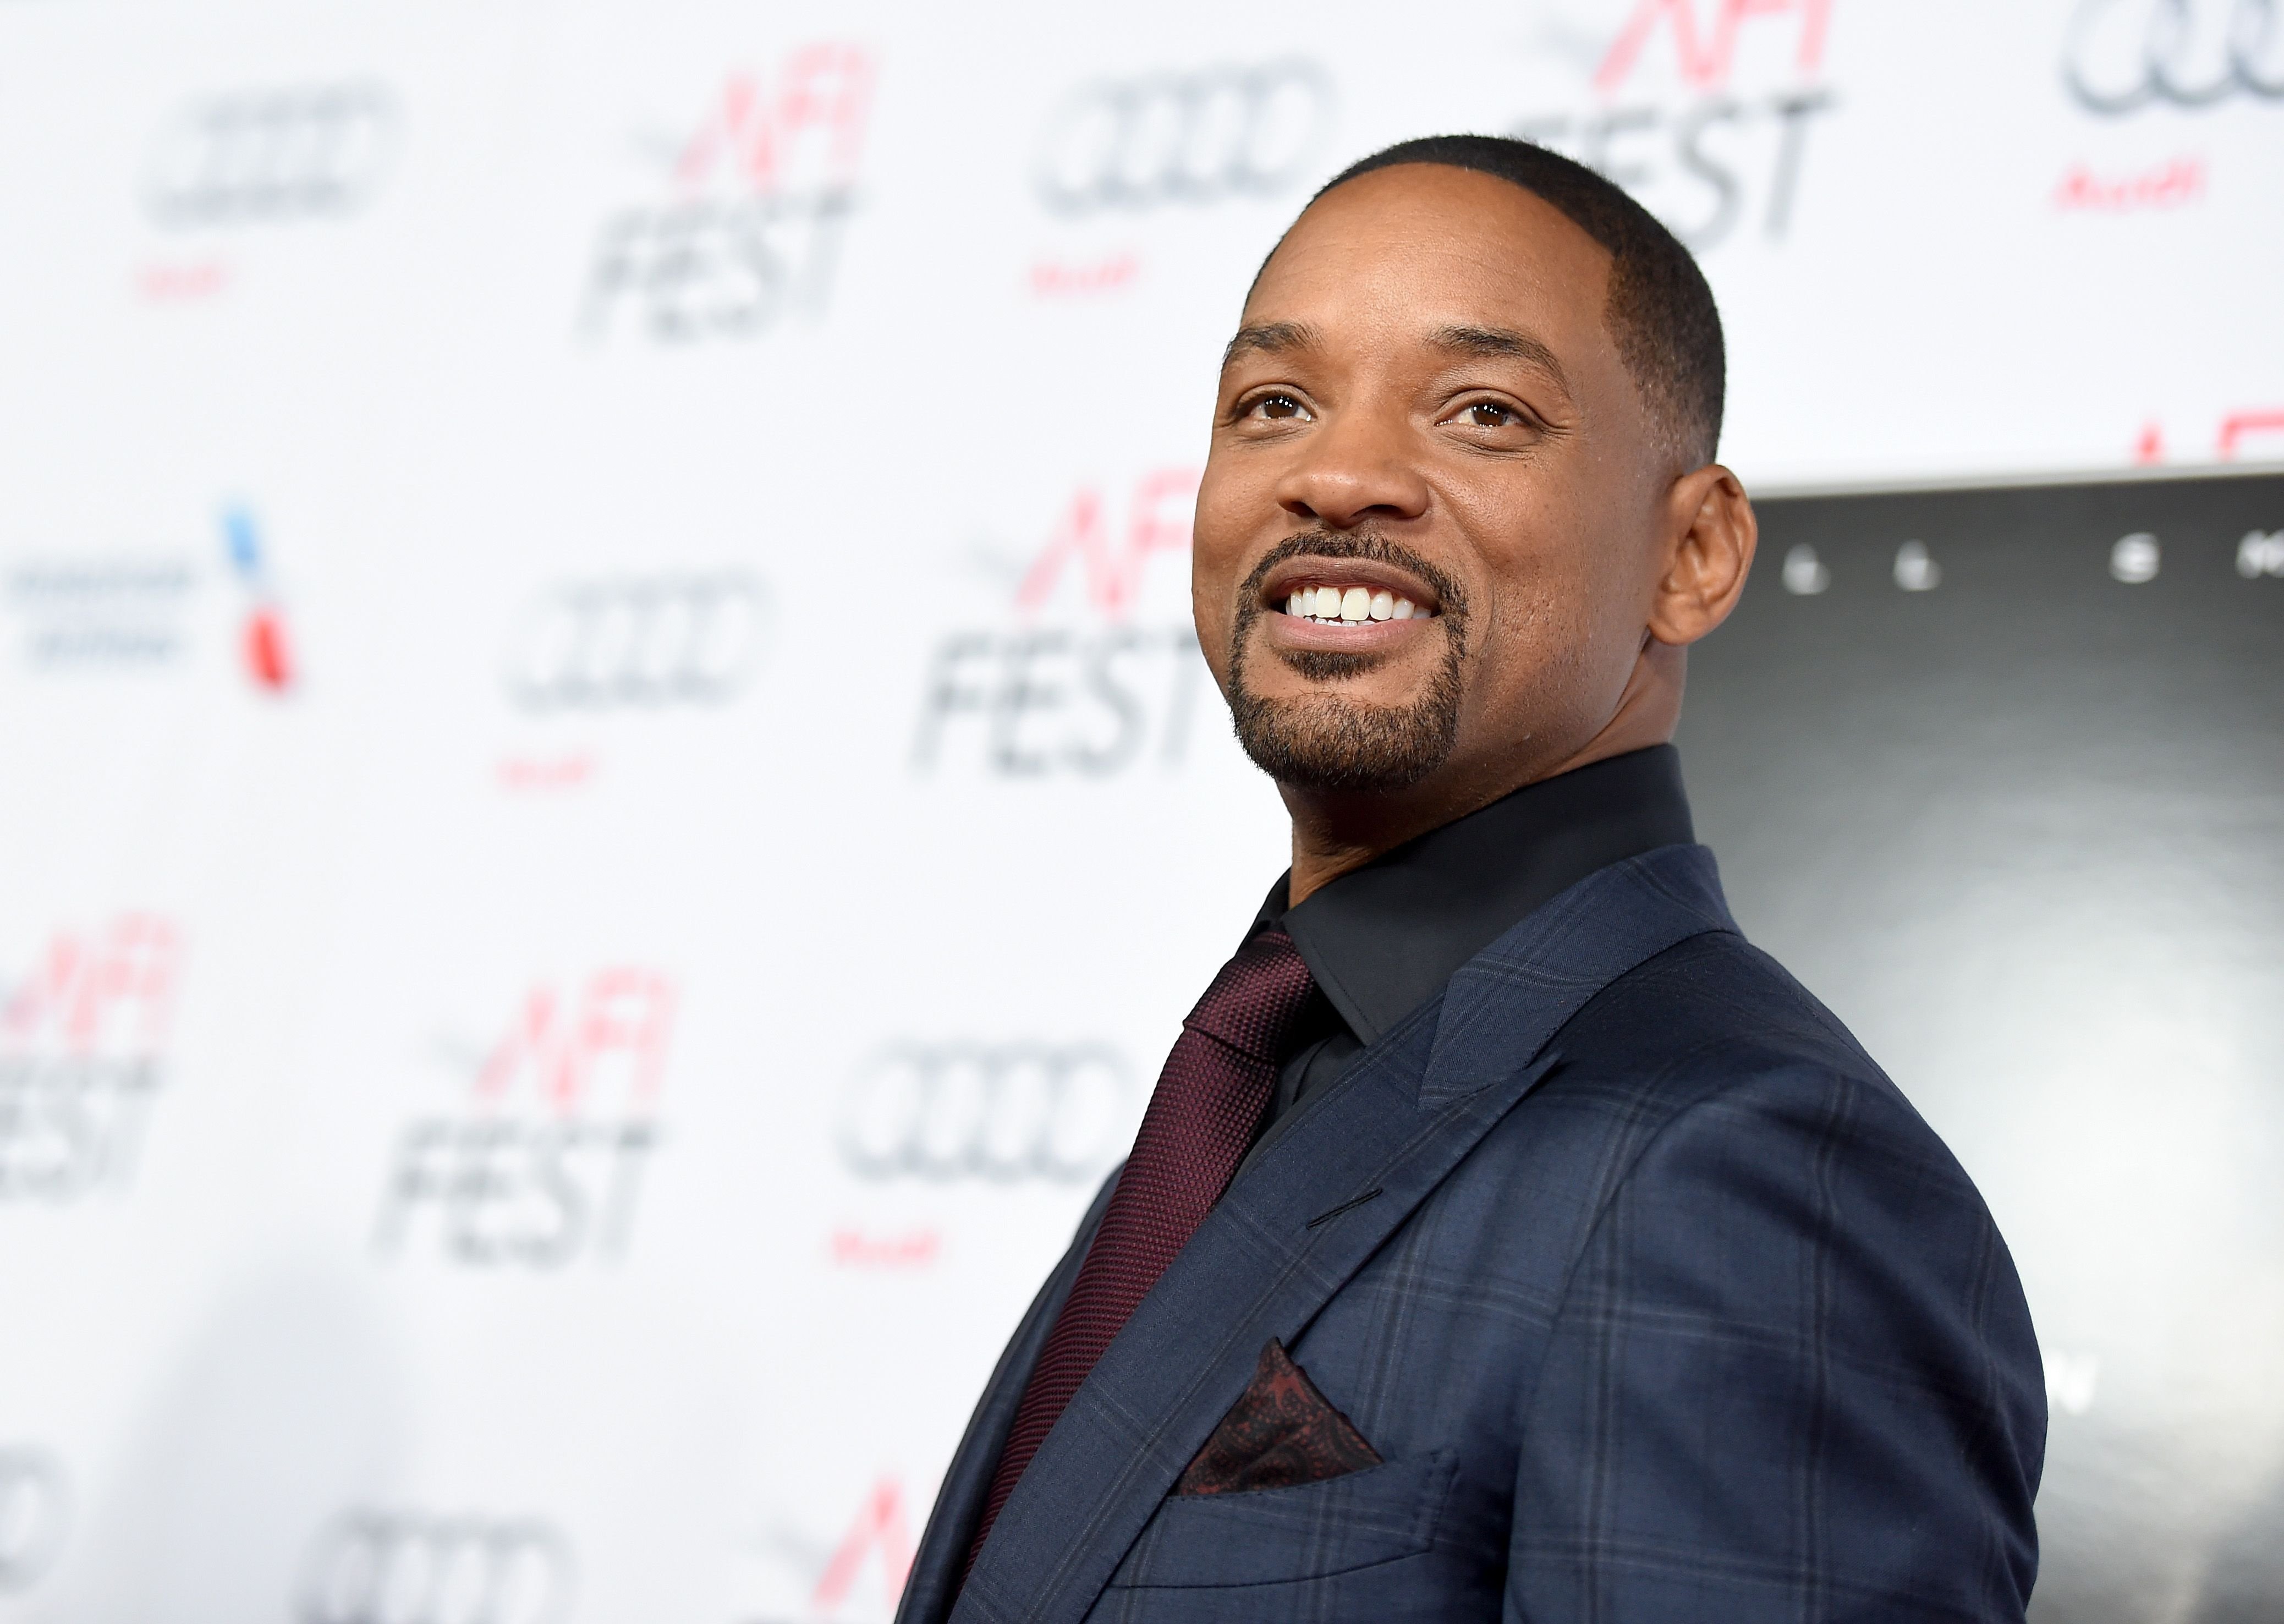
[1243,533,1458,643]
[1280,583,1431,625]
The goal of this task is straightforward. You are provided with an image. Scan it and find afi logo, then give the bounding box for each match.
[582,45,875,343]
[812,1478,914,1616]
[375,968,674,1269]
[475,968,676,1116]
[1514,0,1838,249]
[745,1476,915,1622]
[1015,469,1199,619]
[1595,0,1832,92]
[2131,407,2284,465]
[1,916,182,1202]
[674,46,874,199]
[914,470,1210,781]
[2,916,181,1059]
[222,504,294,693]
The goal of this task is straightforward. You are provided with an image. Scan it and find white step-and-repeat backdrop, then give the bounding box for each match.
[0,1,2277,1619]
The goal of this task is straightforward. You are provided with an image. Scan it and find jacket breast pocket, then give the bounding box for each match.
[1102,1448,1457,1592]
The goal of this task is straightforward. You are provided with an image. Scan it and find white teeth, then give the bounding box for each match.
[1281,585,1428,624]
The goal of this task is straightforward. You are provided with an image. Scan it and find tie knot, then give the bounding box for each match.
[1183,928,1316,1062]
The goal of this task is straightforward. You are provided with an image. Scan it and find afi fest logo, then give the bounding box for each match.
[744,1476,915,1624]
[912,469,1211,778]
[581,45,874,343]
[0,917,182,1203]
[374,969,673,1268]
[1513,0,1837,251]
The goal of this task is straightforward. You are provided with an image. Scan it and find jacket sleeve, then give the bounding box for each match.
[1505,1062,2045,1622]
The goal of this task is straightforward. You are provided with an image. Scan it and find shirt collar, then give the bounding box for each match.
[1251,745,1695,1045]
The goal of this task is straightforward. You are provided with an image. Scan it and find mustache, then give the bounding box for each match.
[1237,530,1470,623]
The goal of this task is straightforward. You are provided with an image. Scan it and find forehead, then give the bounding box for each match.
[1243,164,1615,354]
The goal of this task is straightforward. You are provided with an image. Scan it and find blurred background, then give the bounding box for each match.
[0,1,2278,1620]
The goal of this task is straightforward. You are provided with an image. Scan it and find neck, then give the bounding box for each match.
[1280,645,1681,906]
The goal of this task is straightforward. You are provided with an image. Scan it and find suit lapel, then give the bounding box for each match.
[953,845,1737,1624]
[898,1172,1120,1624]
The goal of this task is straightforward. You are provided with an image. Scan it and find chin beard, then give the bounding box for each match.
[1224,555,1469,792]
[1227,663,1466,791]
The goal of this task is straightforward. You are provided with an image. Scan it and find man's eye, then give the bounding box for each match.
[1457,402,1520,429]
[1249,393,1307,421]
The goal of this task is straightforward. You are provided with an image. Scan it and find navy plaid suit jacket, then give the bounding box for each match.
[900,845,2045,1623]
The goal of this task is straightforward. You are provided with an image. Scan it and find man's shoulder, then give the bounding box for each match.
[1506,923,1951,1175]
[1450,923,2032,1363]
[1575,925,1882,1082]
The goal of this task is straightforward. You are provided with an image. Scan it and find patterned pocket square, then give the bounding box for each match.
[1176,1337,1383,1496]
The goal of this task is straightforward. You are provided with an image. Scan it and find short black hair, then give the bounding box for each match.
[1297,134,1725,469]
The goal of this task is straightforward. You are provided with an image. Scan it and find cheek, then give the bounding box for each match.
[1189,472,1242,673]
[1191,465,1261,605]
[1468,555,1630,718]
[1191,465,1253,565]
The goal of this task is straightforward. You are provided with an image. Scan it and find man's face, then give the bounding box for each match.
[1195,163,1678,797]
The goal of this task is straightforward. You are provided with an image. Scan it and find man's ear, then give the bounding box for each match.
[1646,464,1756,646]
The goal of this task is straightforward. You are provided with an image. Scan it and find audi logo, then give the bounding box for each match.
[0,1449,68,1593]
[297,1512,572,1624]
[1033,62,1335,216]
[501,573,770,711]
[838,1044,1135,1184]
[142,82,400,228]
[2064,0,2283,112]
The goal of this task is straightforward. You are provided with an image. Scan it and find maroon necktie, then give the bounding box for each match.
[965,928,1317,1573]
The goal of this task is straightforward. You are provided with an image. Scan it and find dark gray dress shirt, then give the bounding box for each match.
[1242,744,1694,1166]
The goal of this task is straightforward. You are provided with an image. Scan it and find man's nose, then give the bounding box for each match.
[1273,408,1431,530]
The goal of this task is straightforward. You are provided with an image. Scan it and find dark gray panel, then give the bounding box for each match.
[1679,473,2284,1621]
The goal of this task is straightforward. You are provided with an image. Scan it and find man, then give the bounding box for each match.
[899,136,2044,1622]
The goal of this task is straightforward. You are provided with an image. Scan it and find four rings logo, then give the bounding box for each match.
[502,573,771,712]
[839,1044,1134,1184]
[143,82,399,228]
[1033,62,1335,216]
[297,1512,572,1624]
[2066,0,2284,112]
[0,1450,69,1593]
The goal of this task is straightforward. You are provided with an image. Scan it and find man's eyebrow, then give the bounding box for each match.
[1430,325,1570,388]
[1221,321,1319,369]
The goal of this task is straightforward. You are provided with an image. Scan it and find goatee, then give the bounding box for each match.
[1225,533,1469,793]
